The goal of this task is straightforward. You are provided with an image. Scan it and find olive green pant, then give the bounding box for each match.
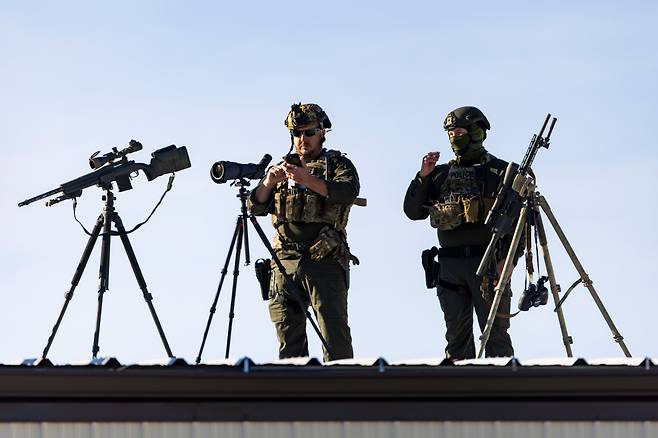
[269,255,353,362]
[436,256,514,360]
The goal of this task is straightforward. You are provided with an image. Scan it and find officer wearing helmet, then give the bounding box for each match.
[403,106,514,360]
[249,103,360,361]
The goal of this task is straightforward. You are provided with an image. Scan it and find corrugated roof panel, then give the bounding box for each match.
[2,422,658,438]
[10,358,54,367]
[325,357,388,367]
[587,357,653,366]
[521,357,588,366]
[454,357,516,366]
[200,357,255,367]
[63,357,123,367]
[390,358,453,366]
[136,357,188,366]
[266,357,321,366]
[4,356,658,369]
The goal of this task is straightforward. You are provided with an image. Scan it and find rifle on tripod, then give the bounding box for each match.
[17,140,191,360]
[19,140,190,207]
[475,114,632,358]
[476,114,556,277]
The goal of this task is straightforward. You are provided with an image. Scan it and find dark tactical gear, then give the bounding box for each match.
[443,106,491,131]
[445,106,490,164]
[404,150,514,360]
[249,148,359,361]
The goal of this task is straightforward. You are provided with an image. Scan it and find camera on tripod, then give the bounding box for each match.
[197,152,334,363]
[518,276,549,311]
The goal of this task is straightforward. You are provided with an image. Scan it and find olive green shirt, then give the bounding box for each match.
[249,148,360,246]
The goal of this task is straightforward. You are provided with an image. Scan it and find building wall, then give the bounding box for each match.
[1,422,658,438]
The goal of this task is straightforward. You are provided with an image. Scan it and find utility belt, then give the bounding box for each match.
[278,241,313,252]
[436,245,487,258]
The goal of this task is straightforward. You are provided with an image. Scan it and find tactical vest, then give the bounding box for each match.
[271,150,352,231]
[428,154,505,231]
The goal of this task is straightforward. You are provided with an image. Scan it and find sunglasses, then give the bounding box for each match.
[291,128,321,137]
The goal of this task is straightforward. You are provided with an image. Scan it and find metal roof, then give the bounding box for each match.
[2,356,658,422]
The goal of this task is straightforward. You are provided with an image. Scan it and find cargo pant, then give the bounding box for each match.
[269,255,353,362]
[436,255,514,360]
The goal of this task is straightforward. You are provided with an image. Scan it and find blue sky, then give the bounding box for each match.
[2,0,657,363]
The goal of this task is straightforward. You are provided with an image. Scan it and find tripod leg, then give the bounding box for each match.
[196,216,242,364]
[478,205,527,358]
[242,212,251,266]
[248,214,335,361]
[112,213,174,358]
[534,205,574,357]
[92,204,113,359]
[224,218,244,359]
[537,195,632,357]
[41,215,104,360]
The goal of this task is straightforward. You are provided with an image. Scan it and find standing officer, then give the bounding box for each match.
[249,103,360,361]
[403,106,514,360]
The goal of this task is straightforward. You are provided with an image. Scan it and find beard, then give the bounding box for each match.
[296,141,322,160]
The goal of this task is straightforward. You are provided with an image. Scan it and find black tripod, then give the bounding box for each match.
[41,185,174,360]
[196,179,333,364]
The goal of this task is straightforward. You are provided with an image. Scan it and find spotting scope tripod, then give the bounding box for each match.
[41,184,174,360]
[196,178,334,364]
[476,115,631,358]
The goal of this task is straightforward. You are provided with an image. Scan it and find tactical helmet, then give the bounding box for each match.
[284,103,332,130]
[443,106,490,131]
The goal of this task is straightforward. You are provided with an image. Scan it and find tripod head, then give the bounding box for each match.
[230,177,252,188]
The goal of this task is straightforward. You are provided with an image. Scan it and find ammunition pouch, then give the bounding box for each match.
[273,189,351,230]
[429,197,462,230]
[429,195,495,230]
[462,196,480,223]
[254,258,272,301]
[310,227,342,261]
[308,226,359,270]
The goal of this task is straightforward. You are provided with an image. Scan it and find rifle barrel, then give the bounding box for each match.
[18,187,62,207]
[546,117,557,141]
